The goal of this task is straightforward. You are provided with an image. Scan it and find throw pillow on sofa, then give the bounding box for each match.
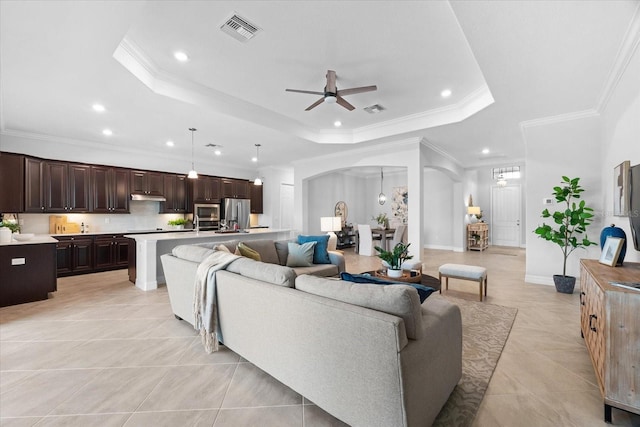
[235,242,262,261]
[340,272,436,303]
[298,235,331,264]
[286,241,316,267]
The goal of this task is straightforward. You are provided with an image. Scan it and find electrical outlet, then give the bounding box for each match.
[543,198,553,205]
[104,218,110,224]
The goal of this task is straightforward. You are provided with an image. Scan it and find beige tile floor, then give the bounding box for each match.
[1,246,639,426]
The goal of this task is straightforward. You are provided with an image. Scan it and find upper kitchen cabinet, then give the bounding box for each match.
[44,161,91,213]
[250,182,263,214]
[192,176,220,203]
[24,157,45,212]
[161,174,188,213]
[130,170,164,197]
[92,166,129,213]
[221,178,250,199]
[0,152,24,212]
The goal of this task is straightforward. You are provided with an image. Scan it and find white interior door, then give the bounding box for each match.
[491,184,521,247]
[279,183,294,229]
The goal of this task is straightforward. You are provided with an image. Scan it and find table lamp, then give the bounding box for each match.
[321,216,343,251]
[467,206,481,223]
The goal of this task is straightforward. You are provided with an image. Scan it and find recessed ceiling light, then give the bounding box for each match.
[102,129,112,136]
[166,141,174,147]
[251,156,258,162]
[174,51,189,62]
[214,149,221,156]
[482,148,490,154]
[92,104,105,112]
[334,120,342,127]
[441,89,452,98]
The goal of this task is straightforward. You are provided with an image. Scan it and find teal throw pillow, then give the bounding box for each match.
[340,272,436,303]
[297,235,331,264]
[286,241,317,267]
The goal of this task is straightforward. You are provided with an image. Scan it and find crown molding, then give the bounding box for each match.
[519,109,599,130]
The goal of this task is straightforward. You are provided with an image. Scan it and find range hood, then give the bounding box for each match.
[131,194,166,202]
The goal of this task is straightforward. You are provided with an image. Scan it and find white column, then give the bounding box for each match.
[135,239,158,291]
[406,143,425,259]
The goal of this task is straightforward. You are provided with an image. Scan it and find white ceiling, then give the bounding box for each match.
[1,1,638,173]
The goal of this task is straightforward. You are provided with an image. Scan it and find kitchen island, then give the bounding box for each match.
[0,235,58,306]
[125,229,293,291]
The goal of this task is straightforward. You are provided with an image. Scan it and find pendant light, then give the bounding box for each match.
[253,143,263,186]
[187,128,198,179]
[378,168,386,205]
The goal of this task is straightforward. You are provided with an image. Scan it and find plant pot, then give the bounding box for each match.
[553,275,576,294]
[387,268,403,278]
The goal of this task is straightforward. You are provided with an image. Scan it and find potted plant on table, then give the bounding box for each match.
[534,176,596,293]
[375,242,413,278]
[372,213,389,229]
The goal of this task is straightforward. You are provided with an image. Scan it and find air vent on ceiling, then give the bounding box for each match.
[221,14,261,42]
[364,104,386,114]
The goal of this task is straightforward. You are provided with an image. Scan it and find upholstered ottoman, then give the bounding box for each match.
[439,263,487,301]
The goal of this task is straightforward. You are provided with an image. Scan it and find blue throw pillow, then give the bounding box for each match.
[340,272,436,303]
[297,235,331,264]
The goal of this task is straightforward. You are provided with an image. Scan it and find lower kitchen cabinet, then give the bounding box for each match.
[0,242,57,307]
[94,235,130,270]
[55,236,94,276]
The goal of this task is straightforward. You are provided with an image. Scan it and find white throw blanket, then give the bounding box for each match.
[193,251,241,353]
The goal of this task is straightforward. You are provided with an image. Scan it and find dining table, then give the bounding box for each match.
[371,227,396,251]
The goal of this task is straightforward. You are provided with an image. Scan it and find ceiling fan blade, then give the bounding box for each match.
[305,97,325,111]
[337,85,377,97]
[336,96,355,111]
[326,70,337,93]
[286,89,325,95]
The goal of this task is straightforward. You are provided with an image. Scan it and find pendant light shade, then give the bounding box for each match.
[253,144,262,186]
[378,168,386,205]
[187,128,198,179]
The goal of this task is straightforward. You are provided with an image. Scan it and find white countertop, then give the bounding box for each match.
[0,235,58,246]
[124,228,288,242]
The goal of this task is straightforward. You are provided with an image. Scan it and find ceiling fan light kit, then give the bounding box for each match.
[286,69,377,111]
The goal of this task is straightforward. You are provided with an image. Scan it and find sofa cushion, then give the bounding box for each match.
[274,240,289,266]
[340,272,436,303]
[172,245,214,263]
[293,264,339,277]
[226,257,296,288]
[240,240,280,265]
[286,241,316,267]
[295,274,423,340]
[235,242,262,261]
[297,235,331,264]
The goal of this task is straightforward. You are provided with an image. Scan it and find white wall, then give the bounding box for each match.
[423,169,455,249]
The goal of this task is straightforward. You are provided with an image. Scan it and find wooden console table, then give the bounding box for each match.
[579,259,640,422]
[467,223,489,251]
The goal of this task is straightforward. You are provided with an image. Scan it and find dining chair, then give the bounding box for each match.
[357,224,377,256]
[388,224,408,251]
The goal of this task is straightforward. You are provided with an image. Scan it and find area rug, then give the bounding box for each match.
[433,296,517,427]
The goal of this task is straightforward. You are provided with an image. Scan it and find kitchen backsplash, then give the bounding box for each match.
[14,201,187,234]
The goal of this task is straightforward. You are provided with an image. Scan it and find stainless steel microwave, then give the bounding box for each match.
[194,203,220,221]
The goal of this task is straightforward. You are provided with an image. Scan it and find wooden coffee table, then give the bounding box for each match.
[374,269,422,284]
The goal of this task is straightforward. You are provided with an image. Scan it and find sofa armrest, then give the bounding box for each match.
[328,250,345,273]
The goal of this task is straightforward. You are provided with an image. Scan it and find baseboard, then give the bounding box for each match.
[423,244,454,251]
[524,275,555,286]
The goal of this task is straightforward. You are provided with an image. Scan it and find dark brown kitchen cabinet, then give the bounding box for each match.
[24,157,45,212]
[221,178,249,199]
[130,170,164,196]
[192,176,220,203]
[55,236,93,276]
[0,152,24,212]
[161,174,188,213]
[0,242,57,307]
[250,182,263,214]
[94,235,130,270]
[44,161,91,212]
[92,166,129,213]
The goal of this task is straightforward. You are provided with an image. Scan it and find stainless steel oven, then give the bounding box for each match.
[194,203,220,230]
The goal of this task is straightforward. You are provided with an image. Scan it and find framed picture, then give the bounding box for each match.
[599,236,625,266]
[334,201,348,227]
[614,160,630,216]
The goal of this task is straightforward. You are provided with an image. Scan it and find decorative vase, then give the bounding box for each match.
[600,224,626,266]
[553,275,576,294]
[387,268,403,278]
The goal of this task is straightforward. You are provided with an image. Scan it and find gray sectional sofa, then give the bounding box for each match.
[160,239,462,427]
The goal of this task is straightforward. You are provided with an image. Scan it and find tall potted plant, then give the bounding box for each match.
[375,242,412,278]
[534,176,596,293]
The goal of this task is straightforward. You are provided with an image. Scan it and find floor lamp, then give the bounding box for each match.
[321,216,343,251]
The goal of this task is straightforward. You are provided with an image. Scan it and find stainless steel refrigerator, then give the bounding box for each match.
[220,198,251,230]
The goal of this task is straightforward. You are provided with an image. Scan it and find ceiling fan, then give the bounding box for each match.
[285,70,377,111]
